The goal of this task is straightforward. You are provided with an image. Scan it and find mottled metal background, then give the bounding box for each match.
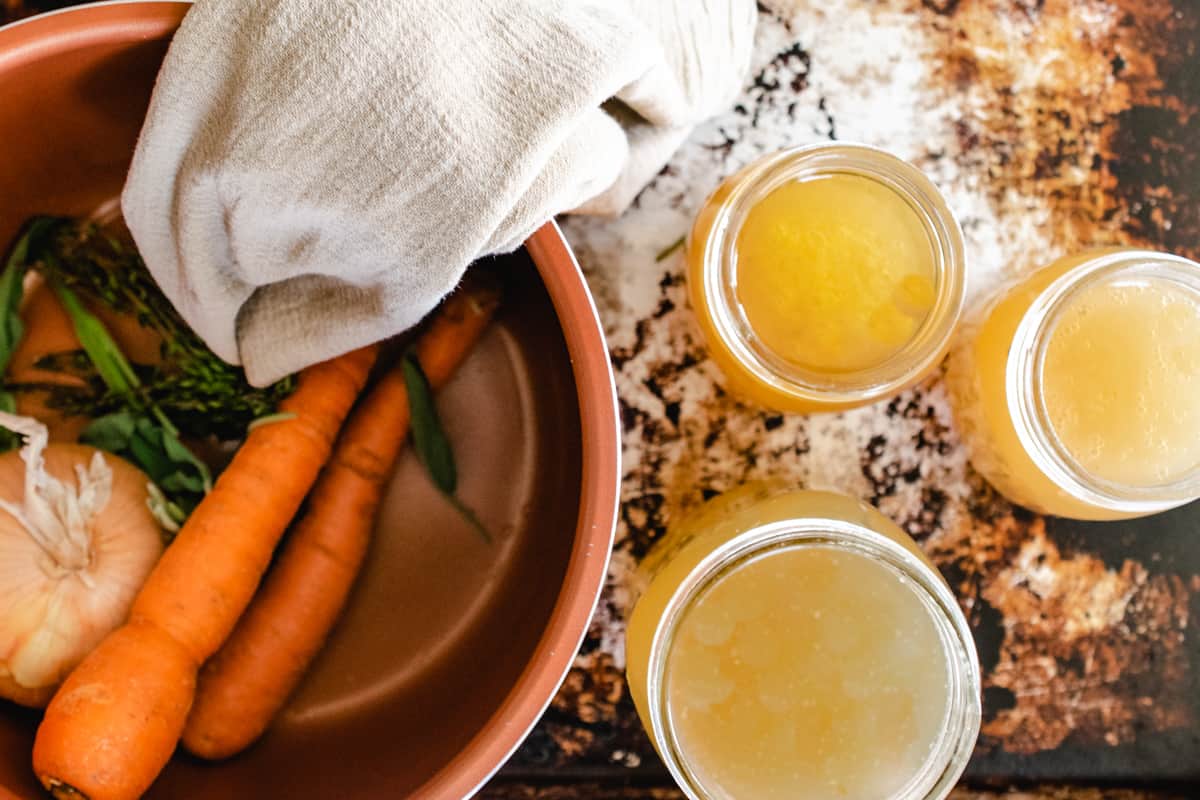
[511,0,1200,795]
[3,1,1196,798]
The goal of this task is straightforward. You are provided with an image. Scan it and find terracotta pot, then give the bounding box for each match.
[0,3,619,798]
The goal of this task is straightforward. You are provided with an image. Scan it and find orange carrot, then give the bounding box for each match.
[33,345,378,800]
[182,282,499,759]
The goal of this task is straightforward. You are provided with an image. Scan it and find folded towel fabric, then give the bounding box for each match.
[122,0,756,386]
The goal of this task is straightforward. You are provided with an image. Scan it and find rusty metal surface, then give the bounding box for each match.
[518,0,1200,792]
[4,0,1197,796]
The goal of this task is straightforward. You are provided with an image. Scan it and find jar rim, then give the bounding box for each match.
[696,142,967,405]
[642,517,982,800]
[1007,250,1200,511]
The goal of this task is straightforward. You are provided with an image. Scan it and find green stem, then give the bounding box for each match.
[51,278,141,396]
[52,277,213,495]
[444,491,492,544]
[247,411,297,432]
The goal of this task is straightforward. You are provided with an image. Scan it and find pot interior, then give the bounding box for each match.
[0,7,584,797]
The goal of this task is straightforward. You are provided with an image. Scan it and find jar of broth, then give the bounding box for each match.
[625,486,981,800]
[945,249,1200,520]
[687,144,966,413]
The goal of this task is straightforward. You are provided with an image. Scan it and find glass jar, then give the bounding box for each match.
[626,486,981,800]
[946,249,1200,520]
[686,144,966,413]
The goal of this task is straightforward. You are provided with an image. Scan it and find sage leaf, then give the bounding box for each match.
[401,351,490,543]
[51,280,139,394]
[445,491,493,544]
[402,352,456,494]
[61,288,212,523]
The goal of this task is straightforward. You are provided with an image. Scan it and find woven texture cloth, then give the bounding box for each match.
[122,0,756,384]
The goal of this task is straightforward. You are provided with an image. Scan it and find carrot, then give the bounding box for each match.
[182,282,500,760]
[32,345,378,800]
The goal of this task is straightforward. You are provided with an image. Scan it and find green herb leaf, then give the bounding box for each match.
[402,353,456,494]
[80,411,136,452]
[127,417,210,498]
[22,219,294,441]
[157,424,212,491]
[0,229,31,365]
[401,352,490,542]
[81,412,210,523]
[0,220,58,452]
[2,216,279,527]
[57,286,213,523]
[444,492,493,544]
[51,281,139,394]
[126,422,175,481]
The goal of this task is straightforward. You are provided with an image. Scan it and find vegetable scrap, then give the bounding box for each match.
[0,219,293,529]
[184,279,499,759]
[33,345,379,800]
[53,281,210,530]
[0,216,501,800]
[10,219,293,439]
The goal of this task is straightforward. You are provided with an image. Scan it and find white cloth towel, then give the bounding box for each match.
[122,0,756,386]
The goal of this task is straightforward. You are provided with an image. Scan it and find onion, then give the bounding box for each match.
[0,412,163,707]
